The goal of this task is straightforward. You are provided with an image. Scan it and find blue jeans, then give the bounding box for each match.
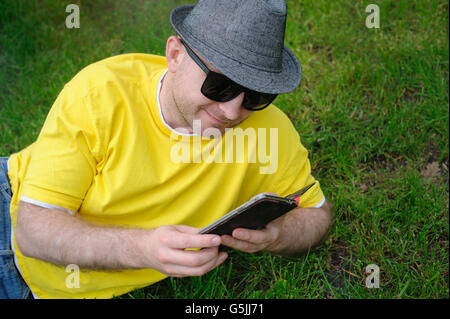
[0,157,31,299]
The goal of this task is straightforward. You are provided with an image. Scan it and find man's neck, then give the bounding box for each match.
[159,72,193,133]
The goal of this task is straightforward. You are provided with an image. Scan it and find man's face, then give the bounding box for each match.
[169,42,254,136]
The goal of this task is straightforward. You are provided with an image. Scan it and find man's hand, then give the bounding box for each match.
[220,192,282,253]
[220,218,282,253]
[143,225,228,277]
[219,193,332,257]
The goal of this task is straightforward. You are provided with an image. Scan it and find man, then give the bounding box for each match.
[0,0,331,299]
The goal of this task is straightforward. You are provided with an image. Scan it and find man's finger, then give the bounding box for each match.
[172,225,202,234]
[232,228,270,244]
[221,235,261,253]
[167,229,221,249]
[164,246,220,268]
[164,251,228,277]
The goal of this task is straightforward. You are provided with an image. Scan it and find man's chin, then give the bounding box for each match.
[191,118,237,138]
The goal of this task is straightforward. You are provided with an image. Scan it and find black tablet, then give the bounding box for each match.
[198,194,298,236]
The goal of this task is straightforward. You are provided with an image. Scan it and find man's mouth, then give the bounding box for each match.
[203,109,230,125]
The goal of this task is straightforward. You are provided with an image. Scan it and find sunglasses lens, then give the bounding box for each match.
[201,72,241,102]
[201,71,277,111]
[243,91,277,110]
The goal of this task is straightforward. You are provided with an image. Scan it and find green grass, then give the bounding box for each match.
[0,0,448,299]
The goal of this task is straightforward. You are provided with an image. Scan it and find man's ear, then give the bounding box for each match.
[165,36,185,73]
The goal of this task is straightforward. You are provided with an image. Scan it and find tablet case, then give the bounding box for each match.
[198,195,297,236]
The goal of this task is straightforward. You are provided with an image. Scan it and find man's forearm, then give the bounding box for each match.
[266,201,332,257]
[15,202,227,277]
[15,201,148,270]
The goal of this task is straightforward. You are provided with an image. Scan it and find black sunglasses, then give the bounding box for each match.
[180,39,277,111]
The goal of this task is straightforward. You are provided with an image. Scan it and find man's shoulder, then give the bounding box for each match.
[65,53,167,93]
[86,53,167,76]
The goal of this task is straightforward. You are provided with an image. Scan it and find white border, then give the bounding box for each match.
[19,196,76,216]
[313,195,326,208]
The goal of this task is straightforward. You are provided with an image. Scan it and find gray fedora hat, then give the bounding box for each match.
[170,0,301,94]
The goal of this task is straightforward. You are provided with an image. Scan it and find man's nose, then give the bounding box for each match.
[217,92,246,121]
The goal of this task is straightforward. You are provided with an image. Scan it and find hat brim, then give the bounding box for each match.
[170,5,301,94]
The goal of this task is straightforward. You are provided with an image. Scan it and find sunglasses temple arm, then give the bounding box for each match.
[181,39,211,75]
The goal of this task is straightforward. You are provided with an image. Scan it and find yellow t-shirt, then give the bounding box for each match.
[7,53,325,299]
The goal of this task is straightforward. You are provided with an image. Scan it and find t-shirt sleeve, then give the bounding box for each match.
[272,124,325,208]
[21,83,106,212]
